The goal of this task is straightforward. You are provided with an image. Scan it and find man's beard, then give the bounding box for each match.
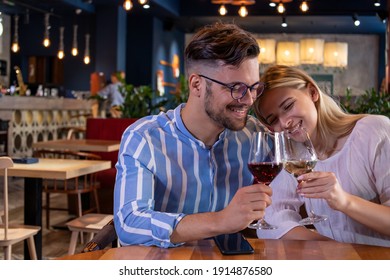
[204,85,248,131]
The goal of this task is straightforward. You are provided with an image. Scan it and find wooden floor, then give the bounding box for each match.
[1,177,94,260]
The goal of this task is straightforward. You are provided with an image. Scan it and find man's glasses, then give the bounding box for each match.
[199,74,265,100]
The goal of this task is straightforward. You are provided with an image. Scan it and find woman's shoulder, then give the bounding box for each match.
[355,115,390,131]
[352,115,390,142]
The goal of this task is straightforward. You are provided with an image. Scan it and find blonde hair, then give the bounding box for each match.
[254,65,367,155]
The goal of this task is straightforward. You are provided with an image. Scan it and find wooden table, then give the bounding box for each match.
[32,139,120,152]
[4,158,111,260]
[58,239,390,260]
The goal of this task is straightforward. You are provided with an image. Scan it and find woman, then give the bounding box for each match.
[254,65,390,247]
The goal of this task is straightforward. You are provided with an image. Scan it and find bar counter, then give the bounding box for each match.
[0,95,93,157]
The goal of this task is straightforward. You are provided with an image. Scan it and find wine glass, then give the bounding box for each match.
[281,127,328,225]
[247,131,284,230]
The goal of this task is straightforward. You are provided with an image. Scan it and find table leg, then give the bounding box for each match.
[24,177,42,260]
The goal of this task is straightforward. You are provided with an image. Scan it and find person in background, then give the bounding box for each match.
[253,65,390,247]
[97,71,124,118]
[113,22,271,248]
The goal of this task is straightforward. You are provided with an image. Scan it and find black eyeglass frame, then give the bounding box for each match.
[198,74,265,100]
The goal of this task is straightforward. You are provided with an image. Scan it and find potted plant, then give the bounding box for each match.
[342,88,390,117]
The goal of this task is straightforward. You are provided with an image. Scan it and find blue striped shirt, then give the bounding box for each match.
[114,104,264,248]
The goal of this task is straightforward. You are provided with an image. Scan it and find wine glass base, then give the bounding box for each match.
[299,215,328,226]
[248,222,277,230]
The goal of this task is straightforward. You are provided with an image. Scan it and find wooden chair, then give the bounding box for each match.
[66,213,114,255]
[0,157,40,260]
[81,217,118,253]
[33,149,102,229]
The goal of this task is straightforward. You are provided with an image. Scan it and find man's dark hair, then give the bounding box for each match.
[185,22,260,72]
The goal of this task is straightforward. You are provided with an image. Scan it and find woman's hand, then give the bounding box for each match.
[296,171,349,212]
[296,171,390,236]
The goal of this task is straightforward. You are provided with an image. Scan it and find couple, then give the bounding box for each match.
[113,22,390,248]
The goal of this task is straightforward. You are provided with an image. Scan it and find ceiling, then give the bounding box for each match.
[0,0,388,34]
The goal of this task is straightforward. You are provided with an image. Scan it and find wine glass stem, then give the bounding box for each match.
[307,198,316,217]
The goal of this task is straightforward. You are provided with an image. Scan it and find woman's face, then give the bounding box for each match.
[257,85,319,137]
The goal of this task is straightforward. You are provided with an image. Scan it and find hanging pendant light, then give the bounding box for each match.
[300,1,309,12]
[43,13,51,48]
[57,26,65,59]
[12,15,20,53]
[123,0,133,11]
[231,0,255,17]
[71,25,78,56]
[212,0,232,15]
[84,33,91,64]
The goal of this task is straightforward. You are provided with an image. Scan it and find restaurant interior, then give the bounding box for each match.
[0,0,390,260]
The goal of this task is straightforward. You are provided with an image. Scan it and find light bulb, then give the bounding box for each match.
[123,0,133,11]
[43,38,50,47]
[12,42,19,53]
[277,3,285,14]
[219,4,227,16]
[72,48,78,56]
[84,56,90,64]
[300,1,309,12]
[238,5,248,17]
[58,50,65,59]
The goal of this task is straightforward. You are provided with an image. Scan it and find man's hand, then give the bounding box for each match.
[218,183,272,233]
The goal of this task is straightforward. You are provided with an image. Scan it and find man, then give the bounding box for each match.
[97,71,124,118]
[114,22,271,248]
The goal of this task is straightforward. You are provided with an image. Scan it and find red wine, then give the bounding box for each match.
[284,160,317,177]
[248,162,283,184]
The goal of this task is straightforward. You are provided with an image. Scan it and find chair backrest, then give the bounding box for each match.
[0,157,14,240]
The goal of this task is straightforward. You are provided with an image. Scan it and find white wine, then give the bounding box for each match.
[284,160,317,177]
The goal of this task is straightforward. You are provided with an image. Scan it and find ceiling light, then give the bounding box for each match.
[84,33,91,64]
[238,5,248,17]
[231,1,255,17]
[374,0,381,7]
[123,0,133,11]
[353,14,360,26]
[43,13,51,48]
[57,26,65,59]
[277,2,285,13]
[269,1,276,7]
[281,17,288,27]
[300,1,309,12]
[11,15,19,53]
[219,4,228,16]
[71,25,78,56]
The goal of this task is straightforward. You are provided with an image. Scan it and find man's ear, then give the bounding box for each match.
[189,74,202,97]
